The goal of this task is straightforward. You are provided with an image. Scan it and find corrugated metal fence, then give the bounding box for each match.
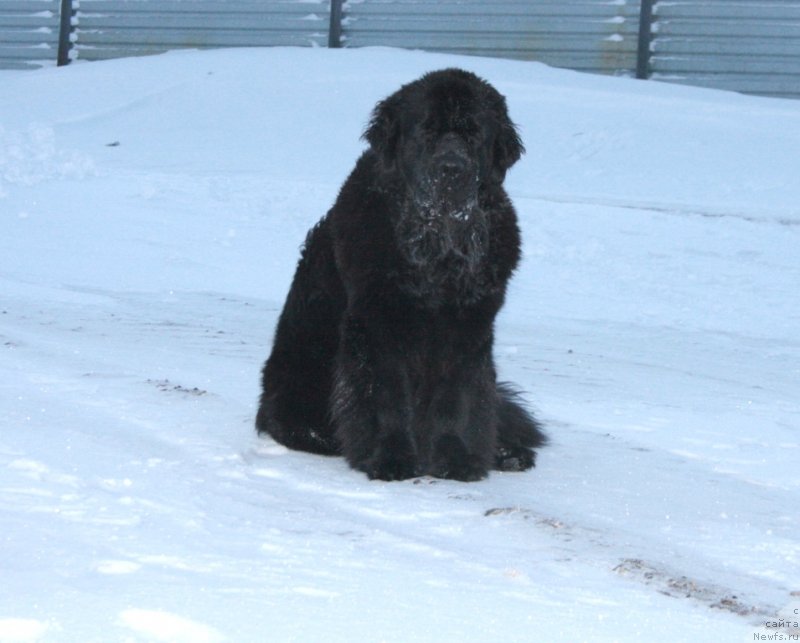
[0,0,60,69]
[651,1,800,98]
[71,1,330,62]
[343,0,640,76]
[1,0,798,99]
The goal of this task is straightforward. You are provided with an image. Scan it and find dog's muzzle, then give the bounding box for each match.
[432,134,473,185]
[425,134,478,210]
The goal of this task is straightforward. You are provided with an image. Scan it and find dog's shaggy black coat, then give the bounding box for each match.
[256,69,545,481]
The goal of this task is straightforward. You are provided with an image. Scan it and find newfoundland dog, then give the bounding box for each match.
[256,69,545,481]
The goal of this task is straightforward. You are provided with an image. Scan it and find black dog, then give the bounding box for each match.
[256,69,545,481]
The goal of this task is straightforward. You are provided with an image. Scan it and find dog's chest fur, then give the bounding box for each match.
[391,205,494,307]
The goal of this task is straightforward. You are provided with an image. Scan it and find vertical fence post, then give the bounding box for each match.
[328,0,344,48]
[57,0,74,66]
[636,0,655,79]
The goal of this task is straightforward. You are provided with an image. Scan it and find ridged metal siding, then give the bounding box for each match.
[344,0,641,76]
[651,1,800,99]
[2,1,799,101]
[72,0,329,62]
[0,0,60,69]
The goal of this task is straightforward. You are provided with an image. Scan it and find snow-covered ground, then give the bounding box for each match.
[1,47,799,642]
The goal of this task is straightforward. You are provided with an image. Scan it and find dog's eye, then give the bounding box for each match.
[421,128,439,145]
[464,127,484,145]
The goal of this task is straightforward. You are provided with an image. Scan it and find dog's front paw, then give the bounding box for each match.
[432,434,489,482]
[358,431,420,481]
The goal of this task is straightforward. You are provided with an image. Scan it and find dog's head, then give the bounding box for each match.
[364,69,524,218]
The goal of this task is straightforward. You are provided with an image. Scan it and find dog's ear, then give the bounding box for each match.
[363,92,404,168]
[491,98,525,183]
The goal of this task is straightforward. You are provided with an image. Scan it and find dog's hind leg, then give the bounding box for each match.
[256,218,345,455]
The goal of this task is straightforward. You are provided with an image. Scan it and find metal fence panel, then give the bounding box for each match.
[72,0,330,62]
[651,1,800,99]
[344,0,642,76]
[0,0,60,69]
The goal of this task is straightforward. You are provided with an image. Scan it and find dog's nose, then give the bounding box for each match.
[434,152,468,178]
